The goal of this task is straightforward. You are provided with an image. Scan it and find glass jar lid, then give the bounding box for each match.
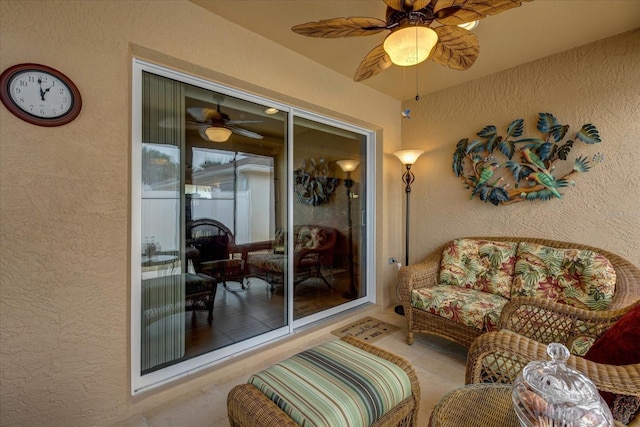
[512,343,613,426]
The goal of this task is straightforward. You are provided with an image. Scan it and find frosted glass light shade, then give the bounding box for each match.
[205,127,232,142]
[383,26,438,66]
[336,159,360,173]
[393,150,424,165]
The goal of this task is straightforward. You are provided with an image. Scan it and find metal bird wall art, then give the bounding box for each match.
[291,0,532,82]
[452,112,602,205]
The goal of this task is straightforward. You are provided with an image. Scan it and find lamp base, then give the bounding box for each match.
[394,304,404,316]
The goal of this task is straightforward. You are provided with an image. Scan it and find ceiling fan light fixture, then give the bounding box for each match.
[205,126,232,142]
[458,20,479,31]
[383,26,438,67]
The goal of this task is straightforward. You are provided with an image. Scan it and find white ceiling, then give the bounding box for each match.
[191,0,640,101]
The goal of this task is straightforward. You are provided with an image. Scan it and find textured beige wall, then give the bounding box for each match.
[402,29,640,267]
[0,1,403,425]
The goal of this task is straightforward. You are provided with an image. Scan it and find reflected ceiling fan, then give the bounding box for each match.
[186,105,264,142]
[292,0,532,82]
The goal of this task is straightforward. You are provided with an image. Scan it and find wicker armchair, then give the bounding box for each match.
[466,298,640,426]
[398,237,640,348]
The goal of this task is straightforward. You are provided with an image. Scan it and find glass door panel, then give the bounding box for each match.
[139,72,288,375]
[291,116,367,320]
[133,60,372,392]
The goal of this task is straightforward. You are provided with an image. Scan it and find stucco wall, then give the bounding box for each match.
[402,29,640,266]
[0,1,402,425]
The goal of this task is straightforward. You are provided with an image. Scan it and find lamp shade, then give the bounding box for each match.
[336,159,360,173]
[383,26,438,66]
[205,126,232,142]
[393,150,424,165]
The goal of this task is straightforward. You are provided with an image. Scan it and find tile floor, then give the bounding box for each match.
[121,305,468,427]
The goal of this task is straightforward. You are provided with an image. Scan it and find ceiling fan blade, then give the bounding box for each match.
[186,121,208,131]
[227,126,264,140]
[226,120,263,125]
[292,17,387,38]
[198,126,210,141]
[383,0,431,11]
[430,26,479,70]
[354,43,393,82]
[433,0,531,26]
[186,107,222,123]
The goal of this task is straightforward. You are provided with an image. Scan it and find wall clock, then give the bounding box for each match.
[0,63,82,127]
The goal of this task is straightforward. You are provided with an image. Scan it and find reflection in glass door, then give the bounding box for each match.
[133,60,372,392]
[292,116,367,320]
[138,71,289,377]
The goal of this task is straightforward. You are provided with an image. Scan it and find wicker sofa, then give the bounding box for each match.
[398,237,640,348]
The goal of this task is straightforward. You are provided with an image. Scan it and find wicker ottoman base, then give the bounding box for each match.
[227,336,420,427]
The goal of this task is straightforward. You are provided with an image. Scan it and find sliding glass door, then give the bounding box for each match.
[291,116,368,322]
[132,60,373,393]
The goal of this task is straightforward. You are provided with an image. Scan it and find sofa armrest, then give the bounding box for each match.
[397,249,441,307]
[497,297,638,347]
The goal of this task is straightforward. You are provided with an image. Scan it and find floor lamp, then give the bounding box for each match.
[336,159,360,299]
[393,150,424,315]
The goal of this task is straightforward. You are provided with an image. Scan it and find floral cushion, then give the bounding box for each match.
[511,242,616,310]
[439,239,518,299]
[247,252,285,273]
[295,226,327,251]
[411,285,509,332]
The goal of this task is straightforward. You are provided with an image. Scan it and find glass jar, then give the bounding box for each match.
[512,342,613,427]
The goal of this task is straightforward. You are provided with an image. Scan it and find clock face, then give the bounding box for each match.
[0,64,82,126]
[9,70,74,118]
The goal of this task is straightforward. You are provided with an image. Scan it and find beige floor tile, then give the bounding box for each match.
[127,307,469,427]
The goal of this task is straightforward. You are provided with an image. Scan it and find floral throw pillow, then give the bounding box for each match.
[439,239,518,299]
[295,226,326,251]
[511,242,616,310]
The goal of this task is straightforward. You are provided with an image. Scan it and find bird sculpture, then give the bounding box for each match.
[528,172,562,198]
[471,162,499,199]
[521,147,549,173]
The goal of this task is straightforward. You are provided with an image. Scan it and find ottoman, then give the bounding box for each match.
[227,336,420,427]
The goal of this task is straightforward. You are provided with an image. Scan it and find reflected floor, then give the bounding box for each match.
[184,271,355,359]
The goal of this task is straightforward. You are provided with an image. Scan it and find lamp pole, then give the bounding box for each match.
[336,160,360,299]
[401,163,415,267]
[393,150,424,315]
[344,172,356,298]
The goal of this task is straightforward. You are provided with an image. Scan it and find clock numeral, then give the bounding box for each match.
[19,97,24,104]
[28,76,36,83]
[14,87,21,94]
[19,79,27,87]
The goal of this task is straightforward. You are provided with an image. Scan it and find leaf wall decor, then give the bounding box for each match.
[452,113,602,206]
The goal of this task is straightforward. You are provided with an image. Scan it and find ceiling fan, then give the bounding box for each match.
[186,105,264,142]
[292,0,532,82]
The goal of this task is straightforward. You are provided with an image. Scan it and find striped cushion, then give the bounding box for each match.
[248,340,412,427]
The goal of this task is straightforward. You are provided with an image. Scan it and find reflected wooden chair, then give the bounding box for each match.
[245,225,338,294]
[186,218,251,290]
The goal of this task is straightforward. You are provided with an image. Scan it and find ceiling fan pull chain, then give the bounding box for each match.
[415,65,420,101]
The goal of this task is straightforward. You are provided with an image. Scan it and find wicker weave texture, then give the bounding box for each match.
[227,336,420,427]
[466,300,640,426]
[428,384,519,427]
[398,237,640,348]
